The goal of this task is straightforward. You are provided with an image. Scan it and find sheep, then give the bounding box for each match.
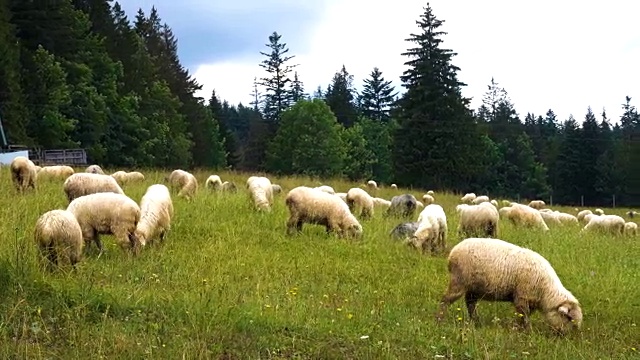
[436,237,583,335]
[271,184,283,194]
[422,194,435,205]
[460,193,476,204]
[390,184,398,189]
[490,199,499,208]
[427,190,435,196]
[538,210,562,226]
[335,192,347,202]
[457,202,499,238]
[528,200,546,210]
[346,187,375,219]
[500,204,549,231]
[34,209,84,270]
[205,175,223,190]
[37,165,74,181]
[594,208,605,216]
[66,192,141,255]
[34,165,42,172]
[555,212,579,225]
[10,156,37,192]
[221,181,238,192]
[63,173,124,203]
[314,185,336,195]
[111,170,145,186]
[471,195,490,205]
[626,210,638,219]
[576,209,593,223]
[168,169,198,200]
[285,186,362,239]
[247,176,274,211]
[134,184,174,247]
[366,180,378,191]
[411,204,447,254]
[372,197,391,208]
[85,164,105,174]
[582,214,625,235]
[624,222,638,236]
[416,201,425,209]
[385,194,418,218]
[389,221,419,241]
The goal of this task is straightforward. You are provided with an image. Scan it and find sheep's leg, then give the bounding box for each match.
[513,297,532,331]
[464,293,480,323]
[94,234,105,258]
[436,275,466,322]
[285,216,300,235]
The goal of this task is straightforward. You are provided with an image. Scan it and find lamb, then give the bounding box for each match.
[37,165,74,180]
[460,193,476,204]
[134,184,174,247]
[390,184,398,189]
[528,200,546,209]
[389,222,419,241]
[582,214,625,235]
[10,156,37,192]
[314,185,336,195]
[385,194,418,218]
[471,195,490,205]
[436,237,583,335]
[624,222,638,236]
[456,202,499,238]
[34,209,84,270]
[422,194,435,205]
[499,204,549,231]
[85,164,105,174]
[66,192,141,255]
[63,173,125,203]
[271,184,283,194]
[285,186,363,239]
[205,175,223,190]
[346,187,375,219]
[168,169,198,200]
[411,204,447,254]
[247,176,274,211]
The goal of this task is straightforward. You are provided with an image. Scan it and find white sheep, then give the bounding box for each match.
[427,190,435,196]
[416,201,425,209]
[85,164,105,174]
[346,187,375,219]
[422,194,435,205]
[66,192,141,255]
[247,176,274,211]
[372,197,391,208]
[460,193,476,204]
[366,180,378,191]
[582,214,625,235]
[528,200,546,209]
[221,181,238,192]
[285,186,362,239]
[271,184,283,194]
[168,169,198,200]
[335,192,348,202]
[390,184,398,189]
[314,185,336,194]
[471,195,490,205]
[457,202,499,238]
[626,210,638,219]
[554,212,579,225]
[500,204,549,231]
[134,184,174,247]
[624,222,638,236]
[10,156,37,192]
[490,199,499,208]
[34,209,84,270]
[594,208,605,216]
[576,209,593,223]
[205,175,223,190]
[111,170,145,186]
[63,173,125,203]
[436,237,583,335]
[37,165,74,181]
[538,210,562,226]
[411,204,447,254]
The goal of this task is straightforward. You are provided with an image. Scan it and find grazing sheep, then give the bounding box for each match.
[626,210,638,219]
[205,175,223,190]
[490,199,499,208]
[582,214,625,235]
[390,184,398,189]
[594,208,605,216]
[10,156,37,192]
[436,237,583,335]
[460,193,476,204]
[34,209,84,270]
[85,164,105,174]
[34,165,42,172]
[63,173,125,203]
[335,192,348,202]
[385,194,418,218]
[314,185,336,195]
[346,187,375,219]
[427,190,435,196]
[372,197,391,208]
[247,176,274,211]
[528,200,546,209]
[411,204,448,254]
[37,165,74,180]
[271,184,283,194]
[576,209,593,223]
[538,210,562,226]
[168,169,198,200]
[472,195,490,205]
[366,180,378,191]
[457,202,499,238]
[555,212,579,225]
[500,204,549,231]
[389,221,419,241]
[221,181,238,192]
[422,194,435,205]
[135,184,174,247]
[111,170,145,186]
[67,192,141,255]
[285,186,362,239]
[624,222,638,236]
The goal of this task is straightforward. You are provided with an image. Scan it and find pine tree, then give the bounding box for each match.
[324,65,359,127]
[258,31,296,123]
[554,116,583,205]
[209,89,240,168]
[249,77,262,111]
[290,71,306,103]
[359,67,398,122]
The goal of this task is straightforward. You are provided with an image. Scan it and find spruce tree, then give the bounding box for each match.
[324,65,359,127]
[290,71,306,103]
[258,31,296,123]
[359,67,398,122]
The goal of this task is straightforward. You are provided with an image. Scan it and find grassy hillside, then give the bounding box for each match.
[0,167,638,359]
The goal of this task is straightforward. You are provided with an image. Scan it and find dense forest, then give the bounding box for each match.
[0,1,639,206]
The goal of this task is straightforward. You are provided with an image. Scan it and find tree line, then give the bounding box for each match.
[0,1,638,206]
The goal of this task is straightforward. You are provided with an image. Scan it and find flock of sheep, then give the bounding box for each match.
[8,156,638,336]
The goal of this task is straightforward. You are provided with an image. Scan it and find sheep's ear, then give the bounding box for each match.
[558,305,570,316]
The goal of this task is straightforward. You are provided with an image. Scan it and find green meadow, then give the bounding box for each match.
[0,167,638,359]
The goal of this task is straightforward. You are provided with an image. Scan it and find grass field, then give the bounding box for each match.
[0,167,638,359]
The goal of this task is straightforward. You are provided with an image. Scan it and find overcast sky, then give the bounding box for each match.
[121,0,639,122]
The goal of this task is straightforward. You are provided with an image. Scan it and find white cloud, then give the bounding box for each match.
[194,0,640,121]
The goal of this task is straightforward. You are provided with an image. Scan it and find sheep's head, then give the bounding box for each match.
[345,222,363,239]
[545,301,583,335]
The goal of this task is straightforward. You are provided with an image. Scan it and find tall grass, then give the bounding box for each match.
[0,167,638,359]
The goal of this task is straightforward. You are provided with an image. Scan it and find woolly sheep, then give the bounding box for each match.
[67,192,141,255]
[411,204,447,254]
[390,184,398,189]
[436,237,583,335]
[500,204,549,231]
[134,184,174,247]
[624,222,638,236]
[490,199,499,208]
[576,209,593,223]
[271,184,283,194]
[37,165,74,180]
[34,209,84,270]
[111,170,145,186]
[247,176,274,211]
[582,214,625,235]
[63,173,125,203]
[427,190,435,196]
[285,186,362,239]
[555,212,579,225]
[205,175,223,190]
[168,169,198,200]
[457,202,499,238]
[594,208,605,216]
[528,200,546,209]
[389,221,419,241]
[460,193,476,203]
[34,165,42,172]
[538,210,562,226]
[85,164,105,174]
[582,213,598,224]
[626,210,638,219]
[366,180,378,190]
[416,201,425,209]
[335,192,348,202]
[10,156,37,192]
[385,194,418,218]
[314,185,336,194]
[471,195,490,205]
[346,187,375,219]
[422,194,435,205]
[221,181,238,192]
[372,197,391,207]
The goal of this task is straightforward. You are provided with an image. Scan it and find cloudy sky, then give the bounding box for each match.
[121,0,639,122]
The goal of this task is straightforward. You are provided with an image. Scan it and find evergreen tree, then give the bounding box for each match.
[324,65,359,127]
[618,97,640,204]
[290,71,306,103]
[258,31,296,122]
[249,76,262,111]
[209,90,240,168]
[359,67,397,122]
[357,117,394,183]
[341,123,375,181]
[554,116,583,204]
